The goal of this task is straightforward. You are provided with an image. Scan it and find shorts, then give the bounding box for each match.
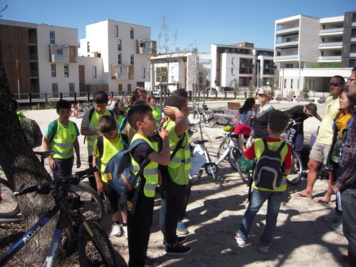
[104,182,127,215]
[309,140,331,164]
[234,124,252,137]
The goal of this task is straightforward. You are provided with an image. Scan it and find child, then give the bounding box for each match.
[92,115,128,238]
[235,110,292,254]
[159,95,192,255]
[126,103,170,266]
[148,95,162,127]
[43,100,81,179]
[81,91,115,191]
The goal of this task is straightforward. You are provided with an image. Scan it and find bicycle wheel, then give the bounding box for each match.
[69,182,105,221]
[217,136,229,159]
[78,220,117,266]
[234,149,253,185]
[228,148,238,171]
[0,178,20,218]
[287,151,303,185]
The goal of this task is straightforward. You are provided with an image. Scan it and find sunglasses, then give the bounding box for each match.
[348,78,356,83]
[329,82,342,87]
[257,94,265,97]
[306,109,315,117]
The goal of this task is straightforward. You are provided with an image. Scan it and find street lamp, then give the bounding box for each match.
[16,60,20,98]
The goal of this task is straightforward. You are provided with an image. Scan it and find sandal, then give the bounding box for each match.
[316,199,329,205]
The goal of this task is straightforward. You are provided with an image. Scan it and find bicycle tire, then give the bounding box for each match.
[0,178,20,218]
[228,148,238,171]
[69,182,105,221]
[77,220,117,266]
[234,149,253,185]
[217,136,229,159]
[287,151,303,185]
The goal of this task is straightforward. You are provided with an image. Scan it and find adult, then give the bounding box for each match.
[333,67,356,267]
[295,75,345,198]
[252,86,274,139]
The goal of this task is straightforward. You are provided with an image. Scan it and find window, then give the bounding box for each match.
[231,67,234,75]
[52,83,58,97]
[130,28,134,39]
[284,79,286,88]
[130,54,134,65]
[87,42,90,53]
[142,67,146,79]
[69,83,75,96]
[51,64,56,77]
[291,79,293,89]
[92,66,97,78]
[50,31,55,44]
[114,25,118,37]
[118,39,122,51]
[64,64,69,77]
[118,53,122,65]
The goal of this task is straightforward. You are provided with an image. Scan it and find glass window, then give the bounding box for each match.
[291,79,293,89]
[64,64,69,77]
[130,54,134,65]
[51,64,56,77]
[130,28,134,39]
[142,67,146,79]
[118,53,122,65]
[87,42,90,53]
[50,31,55,44]
[114,25,118,37]
[69,83,75,96]
[118,39,122,51]
[52,83,58,98]
[92,66,97,78]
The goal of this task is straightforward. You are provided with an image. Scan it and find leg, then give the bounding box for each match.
[238,189,269,241]
[260,192,283,245]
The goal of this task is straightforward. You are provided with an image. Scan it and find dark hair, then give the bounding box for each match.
[93,91,108,104]
[339,86,354,114]
[352,67,356,73]
[127,104,152,130]
[239,97,255,114]
[268,110,290,134]
[131,87,147,105]
[172,89,188,99]
[98,115,117,133]
[333,75,345,85]
[56,100,71,112]
[149,95,157,102]
[133,99,147,106]
[164,95,187,110]
[305,103,317,115]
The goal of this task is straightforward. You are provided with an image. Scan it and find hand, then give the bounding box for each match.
[164,106,179,119]
[77,158,81,168]
[49,158,56,170]
[158,127,169,139]
[97,182,105,193]
[333,186,340,195]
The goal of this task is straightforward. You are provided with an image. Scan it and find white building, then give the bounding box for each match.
[78,19,156,94]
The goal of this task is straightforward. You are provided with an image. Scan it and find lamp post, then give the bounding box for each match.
[16,60,20,98]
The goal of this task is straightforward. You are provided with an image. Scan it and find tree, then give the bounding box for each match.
[0,44,56,264]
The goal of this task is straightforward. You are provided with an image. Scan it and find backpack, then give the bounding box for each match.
[20,116,43,148]
[102,139,150,195]
[96,133,129,159]
[253,139,286,191]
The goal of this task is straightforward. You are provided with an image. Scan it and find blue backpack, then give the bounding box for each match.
[103,139,150,195]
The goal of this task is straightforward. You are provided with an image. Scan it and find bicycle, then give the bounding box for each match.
[0,151,105,220]
[192,101,214,128]
[0,167,116,266]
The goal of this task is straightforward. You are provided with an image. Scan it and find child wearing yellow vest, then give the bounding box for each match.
[43,100,81,180]
[235,110,292,254]
[126,104,170,267]
[92,115,128,238]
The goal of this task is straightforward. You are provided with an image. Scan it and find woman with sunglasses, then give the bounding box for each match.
[252,86,275,139]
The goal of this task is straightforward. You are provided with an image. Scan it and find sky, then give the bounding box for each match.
[1,0,355,53]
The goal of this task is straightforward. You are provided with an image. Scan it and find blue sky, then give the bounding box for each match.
[1,0,355,53]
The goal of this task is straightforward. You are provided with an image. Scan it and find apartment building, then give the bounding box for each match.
[210,43,276,91]
[274,12,355,97]
[78,20,156,94]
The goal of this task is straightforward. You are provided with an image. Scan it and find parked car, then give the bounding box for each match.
[152,88,170,97]
[219,87,234,92]
[204,87,217,93]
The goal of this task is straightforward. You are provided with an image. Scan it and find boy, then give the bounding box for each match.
[43,100,81,179]
[126,104,170,267]
[92,115,128,238]
[81,91,115,190]
[235,110,292,254]
[159,95,192,255]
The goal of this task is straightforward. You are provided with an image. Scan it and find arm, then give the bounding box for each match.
[74,138,81,168]
[164,106,189,136]
[80,111,101,136]
[92,155,105,193]
[43,135,56,170]
[245,115,252,126]
[315,113,322,122]
[147,128,170,166]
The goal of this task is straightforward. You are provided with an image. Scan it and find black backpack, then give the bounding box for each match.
[253,139,286,191]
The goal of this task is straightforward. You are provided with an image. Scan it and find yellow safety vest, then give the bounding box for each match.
[87,109,112,148]
[51,120,77,159]
[130,134,159,197]
[150,106,161,127]
[253,139,289,192]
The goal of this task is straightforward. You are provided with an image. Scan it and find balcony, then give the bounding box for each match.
[111,65,134,80]
[350,53,356,58]
[274,54,298,61]
[49,44,77,63]
[136,40,156,55]
[318,42,343,49]
[318,56,342,62]
[276,26,299,36]
[319,28,343,36]
[275,41,298,48]
[240,63,254,68]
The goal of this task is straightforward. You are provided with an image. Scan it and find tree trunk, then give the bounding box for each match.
[0,44,56,265]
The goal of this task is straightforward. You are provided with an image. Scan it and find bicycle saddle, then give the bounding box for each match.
[194,140,209,145]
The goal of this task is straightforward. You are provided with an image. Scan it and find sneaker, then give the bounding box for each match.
[163,236,186,245]
[122,225,128,239]
[330,221,343,232]
[258,244,270,254]
[177,221,189,235]
[165,243,192,256]
[323,211,342,223]
[111,223,122,237]
[234,233,247,247]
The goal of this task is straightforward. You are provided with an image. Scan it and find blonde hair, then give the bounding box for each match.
[256,86,272,101]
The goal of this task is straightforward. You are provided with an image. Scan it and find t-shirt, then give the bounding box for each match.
[317,96,340,145]
[285,105,309,134]
[239,111,253,126]
[45,120,80,138]
[252,105,274,139]
[131,140,155,165]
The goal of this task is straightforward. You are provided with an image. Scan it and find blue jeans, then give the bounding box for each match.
[238,189,283,245]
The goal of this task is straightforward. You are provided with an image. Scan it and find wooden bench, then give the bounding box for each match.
[296,95,314,103]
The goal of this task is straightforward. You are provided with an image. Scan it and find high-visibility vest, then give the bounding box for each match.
[131,134,158,197]
[51,120,77,159]
[253,139,289,192]
[87,109,113,147]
